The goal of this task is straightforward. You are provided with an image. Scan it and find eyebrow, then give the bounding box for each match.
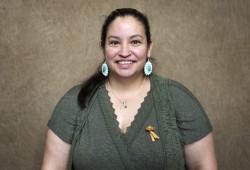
[107,34,144,40]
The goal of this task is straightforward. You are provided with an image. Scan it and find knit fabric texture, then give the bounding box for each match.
[48,74,212,170]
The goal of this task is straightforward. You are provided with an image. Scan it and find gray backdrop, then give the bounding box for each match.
[0,0,249,170]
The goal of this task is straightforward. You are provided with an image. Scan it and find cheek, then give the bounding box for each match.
[133,48,148,59]
[105,48,119,59]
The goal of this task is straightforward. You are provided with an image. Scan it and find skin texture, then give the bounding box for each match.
[185,133,217,170]
[41,15,217,170]
[41,129,71,170]
[104,16,152,79]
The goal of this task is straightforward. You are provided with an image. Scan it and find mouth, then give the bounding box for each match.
[116,60,134,65]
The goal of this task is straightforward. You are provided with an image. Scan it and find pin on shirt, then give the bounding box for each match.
[145,125,160,142]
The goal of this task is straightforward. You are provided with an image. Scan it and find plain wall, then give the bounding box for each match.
[0,0,249,169]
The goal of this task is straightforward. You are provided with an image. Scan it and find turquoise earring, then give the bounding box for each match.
[101,61,109,77]
[144,58,153,75]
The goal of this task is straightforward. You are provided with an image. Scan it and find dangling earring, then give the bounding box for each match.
[144,57,153,75]
[101,61,109,77]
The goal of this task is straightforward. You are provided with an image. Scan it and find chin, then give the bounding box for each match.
[117,72,143,78]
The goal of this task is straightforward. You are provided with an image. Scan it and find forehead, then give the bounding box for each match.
[107,16,145,35]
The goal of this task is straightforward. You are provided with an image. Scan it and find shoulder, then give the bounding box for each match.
[151,74,191,93]
[151,74,197,100]
[48,85,82,144]
[168,80,205,111]
[63,85,82,98]
[58,85,81,104]
[150,74,204,106]
[169,80,197,100]
[52,85,82,115]
[151,74,207,116]
[150,74,170,89]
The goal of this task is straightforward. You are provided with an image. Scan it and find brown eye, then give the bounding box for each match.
[110,41,120,46]
[131,40,141,45]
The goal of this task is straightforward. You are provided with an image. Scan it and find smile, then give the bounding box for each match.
[117,61,134,65]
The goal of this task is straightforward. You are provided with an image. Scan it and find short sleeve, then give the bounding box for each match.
[170,80,213,145]
[47,85,81,144]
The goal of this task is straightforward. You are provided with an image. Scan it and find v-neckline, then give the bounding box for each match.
[98,80,154,169]
[99,83,153,145]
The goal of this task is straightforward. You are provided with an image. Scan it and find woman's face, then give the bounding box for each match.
[104,16,152,78]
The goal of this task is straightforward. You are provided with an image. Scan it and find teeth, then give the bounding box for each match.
[118,61,132,64]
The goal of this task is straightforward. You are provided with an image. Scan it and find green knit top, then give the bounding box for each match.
[48,74,212,170]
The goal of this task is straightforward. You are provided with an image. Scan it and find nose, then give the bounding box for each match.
[119,44,131,57]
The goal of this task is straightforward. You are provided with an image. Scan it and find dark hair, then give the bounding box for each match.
[100,8,152,48]
[78,8,152,109]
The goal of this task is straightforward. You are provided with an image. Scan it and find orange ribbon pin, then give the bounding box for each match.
[145,125,160,141]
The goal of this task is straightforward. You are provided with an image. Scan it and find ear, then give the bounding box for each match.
[147,42,153,57]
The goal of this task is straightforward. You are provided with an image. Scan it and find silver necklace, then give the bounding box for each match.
[107,77,146,109]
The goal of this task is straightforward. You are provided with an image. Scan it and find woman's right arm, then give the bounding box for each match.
[41,129,71,170]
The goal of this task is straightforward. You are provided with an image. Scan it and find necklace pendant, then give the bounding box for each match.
[120,101,127,109]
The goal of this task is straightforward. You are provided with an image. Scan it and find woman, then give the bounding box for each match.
[41,8,217,170]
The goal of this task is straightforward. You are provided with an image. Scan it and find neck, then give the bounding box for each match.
[107,75,148,110]
[108,74,146,92]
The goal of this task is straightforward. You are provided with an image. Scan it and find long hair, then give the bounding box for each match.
[78,8,152,109]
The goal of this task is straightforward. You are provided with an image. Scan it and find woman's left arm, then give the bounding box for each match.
[184,132,217,170]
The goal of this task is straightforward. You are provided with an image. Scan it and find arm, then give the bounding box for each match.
[41,129,71,170]
[184,132,217,170]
